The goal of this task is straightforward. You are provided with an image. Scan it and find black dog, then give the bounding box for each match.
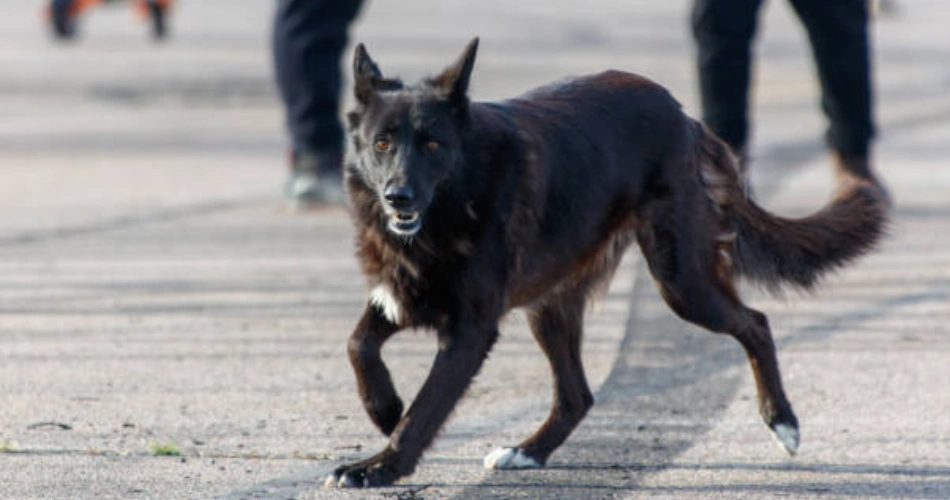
[327,38,888,488]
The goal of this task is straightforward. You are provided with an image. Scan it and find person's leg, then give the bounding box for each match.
[787,0,880,183]
[273,0,363,206]
[144,0,172,40]
[50,0,78,39]
[691,0,766,160]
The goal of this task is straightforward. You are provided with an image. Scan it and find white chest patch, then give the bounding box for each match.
[370,285,402,324]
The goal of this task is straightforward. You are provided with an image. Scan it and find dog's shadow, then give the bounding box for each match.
[440,250,950,499]
[453,461,950,499]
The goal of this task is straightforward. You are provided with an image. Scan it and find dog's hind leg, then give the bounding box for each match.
[637,211,800,455]
[347,305,403,436]
[726,303,800,455]
[484,289,593,470]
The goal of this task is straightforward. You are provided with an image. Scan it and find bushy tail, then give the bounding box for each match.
[697,123,889,291]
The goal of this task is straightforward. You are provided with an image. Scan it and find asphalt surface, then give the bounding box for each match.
[1,1,949,499]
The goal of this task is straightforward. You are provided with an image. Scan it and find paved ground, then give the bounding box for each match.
[1,1,949,499]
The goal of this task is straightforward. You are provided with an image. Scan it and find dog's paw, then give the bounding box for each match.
[324,468,368,489]
[324,458,398,488]
[770,422,800,456]
[483,447,542,470]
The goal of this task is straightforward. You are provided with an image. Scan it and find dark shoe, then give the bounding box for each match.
[146,0,168,40]
[50,0,78,39]
[284,151,346,208]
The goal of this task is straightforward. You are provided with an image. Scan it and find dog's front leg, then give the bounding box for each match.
[329,318,500,488]
[347,304,403,436]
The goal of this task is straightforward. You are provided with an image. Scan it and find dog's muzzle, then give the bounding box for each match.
[384,184,422,236]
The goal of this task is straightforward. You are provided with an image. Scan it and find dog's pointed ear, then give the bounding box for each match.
[432,37,479,105]
[353,43,383,105]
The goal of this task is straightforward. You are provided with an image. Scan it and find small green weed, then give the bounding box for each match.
[149,441,181,456]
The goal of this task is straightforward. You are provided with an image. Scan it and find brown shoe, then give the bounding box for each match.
[832,151,891,204]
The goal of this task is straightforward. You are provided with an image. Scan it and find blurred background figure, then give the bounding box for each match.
[273,0,364,209]
[48,0,173,40]
[691,0,885,191]
[870,0,900,17]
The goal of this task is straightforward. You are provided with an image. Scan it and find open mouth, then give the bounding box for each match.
[388,211,422,236]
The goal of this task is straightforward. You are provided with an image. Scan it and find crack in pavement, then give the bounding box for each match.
[0,196,273,248]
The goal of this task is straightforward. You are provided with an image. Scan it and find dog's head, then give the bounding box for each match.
[345,38,479,237]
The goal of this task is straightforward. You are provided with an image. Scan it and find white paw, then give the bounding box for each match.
[483,447,542,470]
[323,473,366,488]
[770,422,800,456]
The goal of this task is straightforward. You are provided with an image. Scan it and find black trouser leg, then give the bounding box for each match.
[272,0,363,159]
[691,0,765,155]
[788,0,875,158]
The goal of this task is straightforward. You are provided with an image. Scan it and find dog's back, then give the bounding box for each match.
[499,71,687,197]
[469,71,698,305]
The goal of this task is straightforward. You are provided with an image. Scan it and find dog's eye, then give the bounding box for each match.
[374,139,391,152]
[425,140,439,152]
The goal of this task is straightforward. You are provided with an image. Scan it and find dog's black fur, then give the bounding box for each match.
[327,38,888,488]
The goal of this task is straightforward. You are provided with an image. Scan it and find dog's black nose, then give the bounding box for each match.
[384,185,415,210]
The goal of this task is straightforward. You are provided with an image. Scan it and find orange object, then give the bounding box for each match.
[134,0,173,17]
[63,0,99,17]
[45,0,174,40]
[46,0,174,20]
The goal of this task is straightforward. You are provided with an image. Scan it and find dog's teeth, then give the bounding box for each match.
[393,212,418,223]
